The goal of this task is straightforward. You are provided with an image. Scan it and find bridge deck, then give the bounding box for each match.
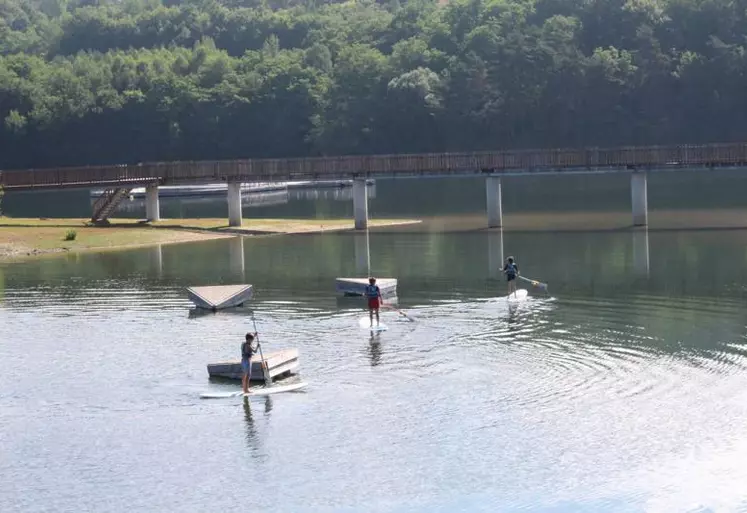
[2,143,747,190]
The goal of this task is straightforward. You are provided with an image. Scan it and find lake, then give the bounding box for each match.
[2,173,747,512]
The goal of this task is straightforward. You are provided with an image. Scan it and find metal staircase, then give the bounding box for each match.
[90,187,132,223]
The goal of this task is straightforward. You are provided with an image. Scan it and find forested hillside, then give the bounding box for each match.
[1,0,746,168]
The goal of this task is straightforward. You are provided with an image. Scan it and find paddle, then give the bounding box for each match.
[251,315,272,387]
[384,304,415,322]
[518,275,549,293]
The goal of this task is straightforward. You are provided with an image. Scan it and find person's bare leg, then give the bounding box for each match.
[242,360,252,394]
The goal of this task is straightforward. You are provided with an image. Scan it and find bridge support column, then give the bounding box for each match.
[353,178,368,230]
[228,181,242,227]
[631,172,648,226]
[145,184,160,222]
[486,176,503,228]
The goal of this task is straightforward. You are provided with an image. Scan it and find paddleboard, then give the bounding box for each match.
[200,381,308,399]
[507,289,528,302]
[358,317,388,331]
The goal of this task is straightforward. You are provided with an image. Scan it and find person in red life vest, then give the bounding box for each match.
[365,277,384,327]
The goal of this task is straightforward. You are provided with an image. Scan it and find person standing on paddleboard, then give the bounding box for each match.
[503,256,519,296]
[365,277,384,326]
[241,332,257,394]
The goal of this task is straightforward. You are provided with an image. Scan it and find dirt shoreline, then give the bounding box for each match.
[0,217,422,261]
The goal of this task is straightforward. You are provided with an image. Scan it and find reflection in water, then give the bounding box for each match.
[368,334,382,367]
[354,230,371,276]
[261,396,273,417]
[243,397,259,447]
[507,301,520,322]
[6,227,747,512]
[149,244,163,277]
[487,229,504,279]
[229,236,246,279]
[243,396,273,456]
[633,228,650,278]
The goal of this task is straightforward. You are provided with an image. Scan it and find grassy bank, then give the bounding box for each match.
[0,217,421,260]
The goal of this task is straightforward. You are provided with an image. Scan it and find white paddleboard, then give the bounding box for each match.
[200,381,308,399]
[507,289,528,302]
[358,317,388,331]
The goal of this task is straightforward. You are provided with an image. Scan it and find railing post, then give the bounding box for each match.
[227,181,242,227]
[631,171,648,226]
[486,175,503,228]
[353,178,368,230]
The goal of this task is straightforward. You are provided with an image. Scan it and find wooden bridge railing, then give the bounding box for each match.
[2,143,747,190]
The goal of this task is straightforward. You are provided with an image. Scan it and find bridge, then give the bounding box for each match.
[2,142,747,228]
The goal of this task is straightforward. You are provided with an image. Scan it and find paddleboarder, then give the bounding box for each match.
[503,256,520,296]
[365,277,384,326]
[241,332,257,394]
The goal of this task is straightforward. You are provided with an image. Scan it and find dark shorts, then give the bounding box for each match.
[241,359,252,374]
[367,297,380,309]
[506,274,516,282]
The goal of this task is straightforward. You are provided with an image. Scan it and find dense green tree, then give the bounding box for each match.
[1,0,747,169]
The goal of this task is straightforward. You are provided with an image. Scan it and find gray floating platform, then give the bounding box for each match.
[187,284,253,310]
[207,349,300,382]
[335,278,397,297]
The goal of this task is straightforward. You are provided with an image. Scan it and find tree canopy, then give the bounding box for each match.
[1,0,746,168]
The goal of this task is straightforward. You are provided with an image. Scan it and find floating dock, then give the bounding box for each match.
[335,278,397,297]
[90,183,287,199]
[207,349,300,381]
[186,284,253,310]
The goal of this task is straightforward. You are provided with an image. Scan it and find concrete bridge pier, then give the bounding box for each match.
[631,172,648,226]
[228,181,243,227]
[229,236,246,278]
[487,228,504,278]
[354,230,371,275]
[486,176,503,228]
[145,184,160,222]
[353,178,368,230]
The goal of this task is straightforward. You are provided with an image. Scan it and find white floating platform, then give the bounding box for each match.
[335,278,397,297]
[207,349,300,381]
[90,183,287,198]
[187,284,253,310]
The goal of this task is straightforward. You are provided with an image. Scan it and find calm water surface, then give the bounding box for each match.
[2,225,747,512]
[5,173,747,512]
